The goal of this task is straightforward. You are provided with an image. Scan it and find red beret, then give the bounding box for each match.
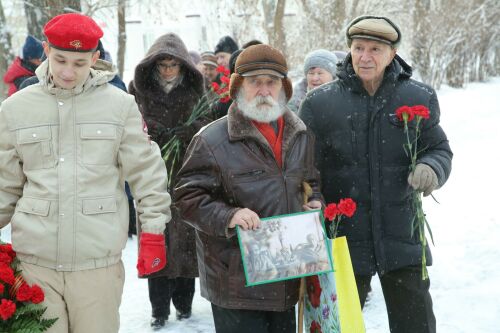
[44,13,103,52]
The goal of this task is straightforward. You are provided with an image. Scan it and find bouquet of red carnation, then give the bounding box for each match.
[395,104,434,280]
[162,65,231,186]
[323,198,357,239]
[0,242,57,332]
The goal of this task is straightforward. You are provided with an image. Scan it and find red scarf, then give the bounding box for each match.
[252,116,285,167]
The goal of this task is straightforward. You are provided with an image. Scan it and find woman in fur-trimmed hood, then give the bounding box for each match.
[129,32,203,329]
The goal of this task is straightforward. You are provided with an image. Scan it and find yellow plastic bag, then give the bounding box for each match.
[333,236,365,332]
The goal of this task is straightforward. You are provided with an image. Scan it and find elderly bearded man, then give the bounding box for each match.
[299,16,452,333]
[174,44,322,333]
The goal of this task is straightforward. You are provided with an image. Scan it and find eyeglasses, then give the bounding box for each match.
[157,63,180,71]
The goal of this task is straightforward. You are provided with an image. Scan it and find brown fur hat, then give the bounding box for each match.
[229,44,293,101]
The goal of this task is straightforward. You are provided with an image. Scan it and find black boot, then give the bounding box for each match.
[176,309,192,320]
[150,316,166,330]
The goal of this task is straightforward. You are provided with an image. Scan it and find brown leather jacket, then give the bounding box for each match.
[174,105,322,311]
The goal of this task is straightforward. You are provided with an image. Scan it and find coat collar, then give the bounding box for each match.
[227,102,307,160]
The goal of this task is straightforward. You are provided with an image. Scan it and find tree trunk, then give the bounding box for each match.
[24,0,82,40]
[24,0,49,40]
[272,0,286,56]
[411,0,431,84]
[117,0,126,78]
[0,0,13,100]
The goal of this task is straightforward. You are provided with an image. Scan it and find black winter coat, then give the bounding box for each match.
[299,54,452,276]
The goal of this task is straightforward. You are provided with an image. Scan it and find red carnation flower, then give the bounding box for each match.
[220,75,230,84]
[412,105,430,119]
[0,299,16,321]
[395,105,414,122]
[16,283,32,302]
[310,320,322,333]
[216,65,227,73]
[324,203,339,221]
[0,284,4,295]
[0,253,12,265]
[338,198,357,218]
[306,275,322,308]
[223,68,230,77]
[211,82,220,91]
[30,284,45,304]
[0,265,15,285]
[220,96,231,103]
[0,244,15,260]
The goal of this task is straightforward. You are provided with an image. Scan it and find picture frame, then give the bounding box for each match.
[236,210,333,286]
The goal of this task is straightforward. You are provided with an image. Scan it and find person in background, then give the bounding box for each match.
[175,44,322,333]
[214,35,239,69]
[128,33,204,330]
[288,49,337,113]
[200,51,218,89]
[189,50,203,73]
[0,13,170,332]
[3,35,44,96]
[211,40,263,120]
[299,15,453,333]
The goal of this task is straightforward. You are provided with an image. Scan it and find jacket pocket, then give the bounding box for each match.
[16,197,51,216]
[80,124,117,165]
[16,126,55,170]
[82,196,117,215]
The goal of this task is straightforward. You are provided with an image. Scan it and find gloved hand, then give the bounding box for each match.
[408,164,438,197]
[137,233,167,277]
[172,125,196,143]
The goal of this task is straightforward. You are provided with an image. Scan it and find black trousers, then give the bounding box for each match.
[211,303,296,333]
[148,276,195,319]
[356,266,436,333]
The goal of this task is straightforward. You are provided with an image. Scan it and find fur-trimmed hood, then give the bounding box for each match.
[132,33,204,100]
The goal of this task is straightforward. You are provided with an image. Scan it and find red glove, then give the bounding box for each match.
[137,233,167,277]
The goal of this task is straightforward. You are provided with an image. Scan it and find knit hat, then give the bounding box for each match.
[303,49,338,77]
[44,13,103,52]
[346,15,401,47]
[22,35,44,60]
[214,35,239,55]
[229,44,292,101]
[200,51,217,67]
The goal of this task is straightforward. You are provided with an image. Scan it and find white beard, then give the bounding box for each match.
[236,90,287,123]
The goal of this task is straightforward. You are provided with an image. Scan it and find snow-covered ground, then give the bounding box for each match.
[118,77,500,332]
[2,77,499,332]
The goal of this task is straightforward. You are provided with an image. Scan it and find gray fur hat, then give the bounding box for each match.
[303,49,338,77]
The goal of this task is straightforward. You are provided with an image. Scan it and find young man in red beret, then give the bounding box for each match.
[0,13,171,332]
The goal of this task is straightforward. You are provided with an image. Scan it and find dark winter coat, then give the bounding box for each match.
[299,54,453,276]
[174,105,322,311]
[129,33,204,279]
[3,57,37,96]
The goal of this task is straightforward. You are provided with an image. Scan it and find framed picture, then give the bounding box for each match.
[236,210,333,286]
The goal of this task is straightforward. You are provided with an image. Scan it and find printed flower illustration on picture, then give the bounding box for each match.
[310,320,323,333]
[395,104,434,280]
[0,242,57,331]
[306,275,322,308]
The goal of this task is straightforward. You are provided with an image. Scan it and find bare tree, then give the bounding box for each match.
[0,0,14,100]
